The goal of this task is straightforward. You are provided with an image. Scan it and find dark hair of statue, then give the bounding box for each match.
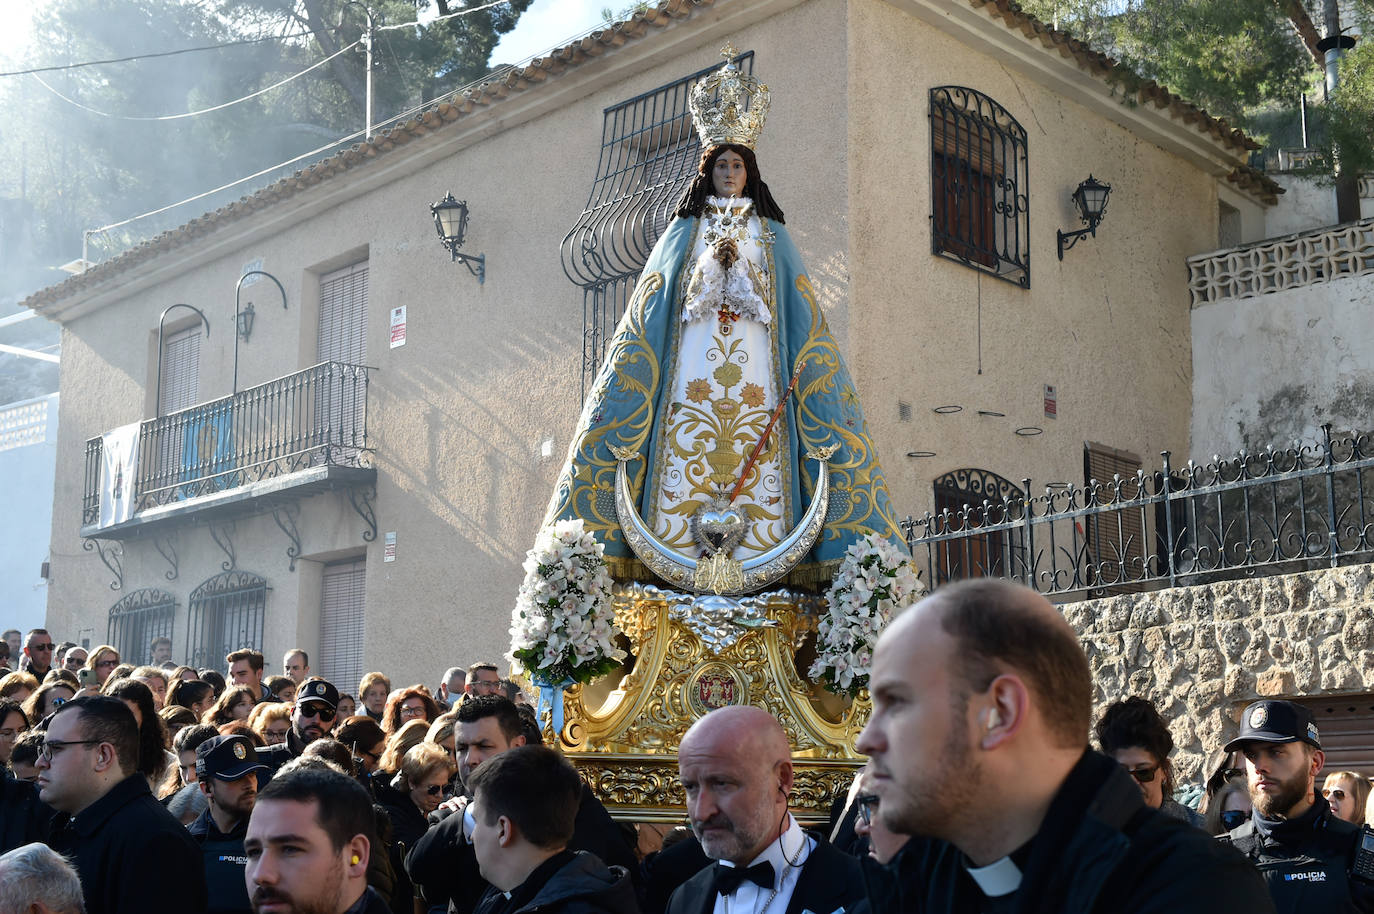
[674,144,785,223]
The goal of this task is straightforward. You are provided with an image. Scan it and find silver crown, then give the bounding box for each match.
[689,44,770,150]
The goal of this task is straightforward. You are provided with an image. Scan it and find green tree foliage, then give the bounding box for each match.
[1018,0,1312,124]
[0,0,530,298]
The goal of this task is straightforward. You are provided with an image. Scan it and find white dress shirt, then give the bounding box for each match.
[712,814,815,914]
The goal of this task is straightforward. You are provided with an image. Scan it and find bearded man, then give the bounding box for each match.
[1222,699,1374,912]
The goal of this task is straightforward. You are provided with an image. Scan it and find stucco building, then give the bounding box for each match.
[24,0,1288,688]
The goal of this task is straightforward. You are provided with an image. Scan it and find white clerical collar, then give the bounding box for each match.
[720,814,810,888]
[964,855,1022,897]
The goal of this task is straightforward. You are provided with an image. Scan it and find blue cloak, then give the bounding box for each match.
[544,215,906,587]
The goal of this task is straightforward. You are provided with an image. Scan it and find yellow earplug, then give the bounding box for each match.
[351,855,361,865]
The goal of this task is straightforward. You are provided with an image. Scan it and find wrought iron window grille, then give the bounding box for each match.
[107,588,177,666]
[84,360,374,526]
[562,51,755,397]
[186,570,269,671]
[929,86,1030,288]
[902,426,1374,600]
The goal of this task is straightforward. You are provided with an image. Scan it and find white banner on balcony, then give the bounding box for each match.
[100,422,140,527]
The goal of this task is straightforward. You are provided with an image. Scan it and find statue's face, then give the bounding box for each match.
[712,149,747,197]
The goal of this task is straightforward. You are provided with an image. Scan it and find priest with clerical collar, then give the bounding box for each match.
[856,579,1277,914]
[667,706,864,914]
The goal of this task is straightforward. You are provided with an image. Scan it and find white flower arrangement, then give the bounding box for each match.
[508,518,626,686]
[809,534,924,697]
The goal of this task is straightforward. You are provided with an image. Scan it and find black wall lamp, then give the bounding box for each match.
[1057,175,1112,260]
[233,270,287,394]
[431,193,485,284]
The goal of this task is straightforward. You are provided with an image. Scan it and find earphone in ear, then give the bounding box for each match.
[986,708,1002,730]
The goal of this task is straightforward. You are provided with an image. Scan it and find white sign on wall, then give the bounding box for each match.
[390,306,407,349]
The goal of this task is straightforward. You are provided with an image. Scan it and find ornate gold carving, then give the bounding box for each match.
[568,753,861,825]
[696,551,745,594]
[562,586,869,759]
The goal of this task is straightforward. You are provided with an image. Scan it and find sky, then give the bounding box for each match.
[490,0,609,65]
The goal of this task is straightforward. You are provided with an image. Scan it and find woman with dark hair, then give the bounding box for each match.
[198,669,227,697]
[165,677,215,720]
[106,677,176,795]
[1095,695,1204,827]
[336,716,387,776]
[381,686,439,737]
[201,685,255,727]
[544,49,904,574]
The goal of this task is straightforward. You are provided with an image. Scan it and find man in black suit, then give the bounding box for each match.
[666,705,863,914]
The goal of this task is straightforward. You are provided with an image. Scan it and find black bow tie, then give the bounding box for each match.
[713,861,775,896]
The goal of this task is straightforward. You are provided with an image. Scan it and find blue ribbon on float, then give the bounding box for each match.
[533,674,574,737]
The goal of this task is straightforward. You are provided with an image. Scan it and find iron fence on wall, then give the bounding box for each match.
[902,427,1374,601]
[84,360,372,526]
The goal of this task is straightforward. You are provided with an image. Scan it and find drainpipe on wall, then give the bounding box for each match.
[1319,0,1360,223]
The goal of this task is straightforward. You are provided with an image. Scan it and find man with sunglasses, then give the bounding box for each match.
[260,678,340,771]
[190,735,270,914]
[39,694,207,913]
[1220,699,1374,913]
[19,629,54,680]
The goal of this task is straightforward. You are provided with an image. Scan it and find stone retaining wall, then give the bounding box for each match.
[1064,563,1374,783]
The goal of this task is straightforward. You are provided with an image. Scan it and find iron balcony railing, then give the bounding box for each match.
[84,361,373,526]
[902,426,1374,601]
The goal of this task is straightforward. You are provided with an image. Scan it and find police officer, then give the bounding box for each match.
[260,677,339,770]
[189,734,270,914]
[1222,699,1374,912]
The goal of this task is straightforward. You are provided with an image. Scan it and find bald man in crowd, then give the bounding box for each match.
[857,579,1274,913]
[666,705,864,914]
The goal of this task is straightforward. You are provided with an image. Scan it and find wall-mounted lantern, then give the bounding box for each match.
[431,193,486,284]
[1057,175,1112,260]
[234,270,287,393]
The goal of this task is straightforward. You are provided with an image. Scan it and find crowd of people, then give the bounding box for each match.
[1,582,1372,914]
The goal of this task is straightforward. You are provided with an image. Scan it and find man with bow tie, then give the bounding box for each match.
[666,706,863,914]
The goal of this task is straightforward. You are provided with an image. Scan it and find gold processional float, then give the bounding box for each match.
[509,46,921,825]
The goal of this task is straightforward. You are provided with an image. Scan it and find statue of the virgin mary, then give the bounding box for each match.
[544,46,905,589]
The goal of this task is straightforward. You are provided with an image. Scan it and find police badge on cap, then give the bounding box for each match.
[297,677,339,709]
[1225,700,1322,752]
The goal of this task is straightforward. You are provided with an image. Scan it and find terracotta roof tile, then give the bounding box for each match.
[23,0,1265,311]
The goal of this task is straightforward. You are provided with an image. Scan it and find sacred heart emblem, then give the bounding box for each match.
[693,499,748,556]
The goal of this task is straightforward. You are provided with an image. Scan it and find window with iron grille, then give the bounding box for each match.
[562,51,754,397]
[931,469,1025,583]
[186,570,268,671]
[929,86,1030,287]
[318,558,366,696]
[108,588,177,667]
